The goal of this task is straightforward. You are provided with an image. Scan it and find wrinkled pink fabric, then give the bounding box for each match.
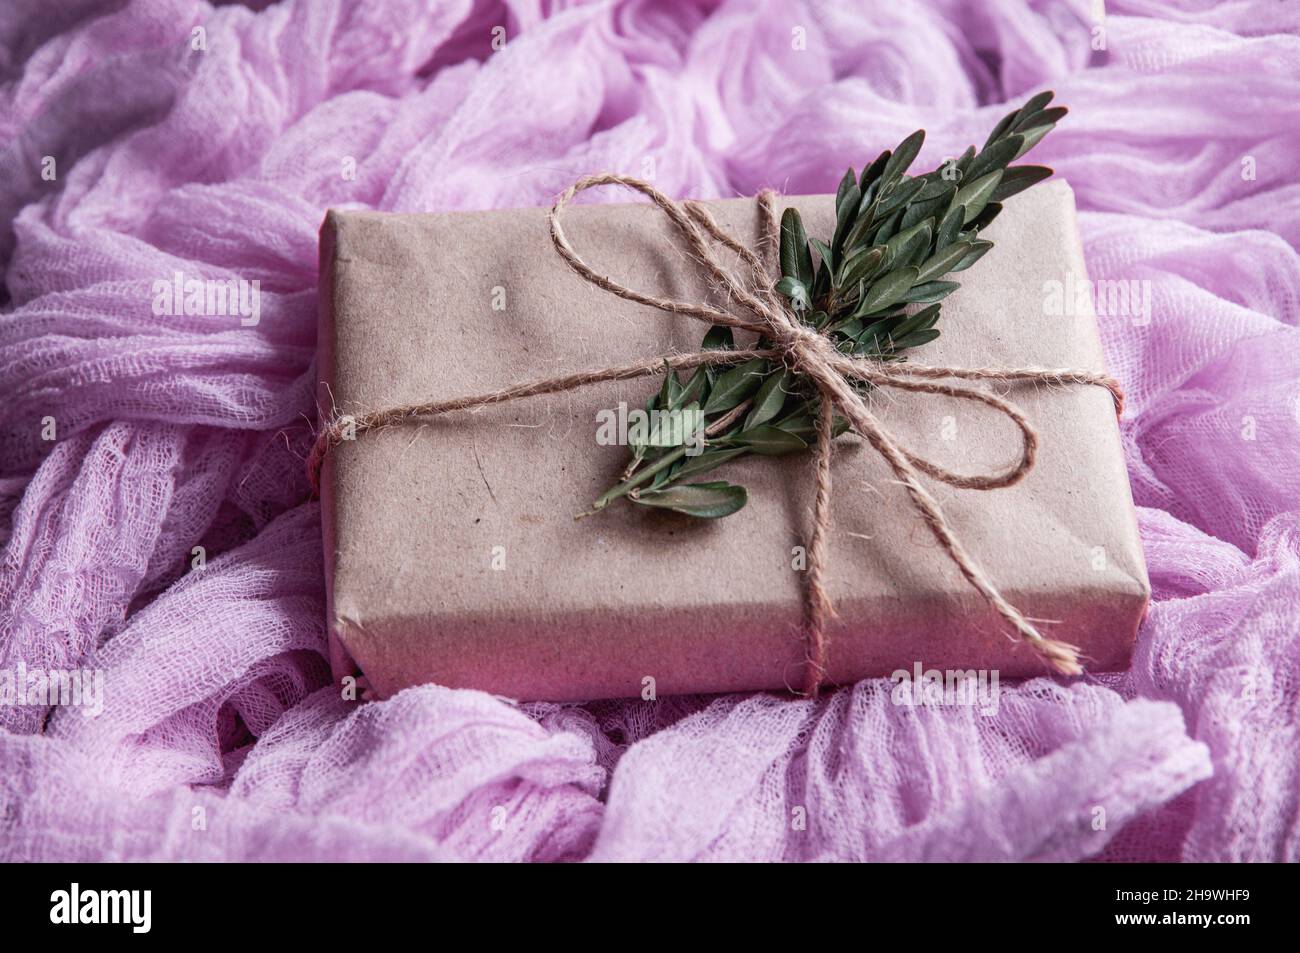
[1,0,1297,862]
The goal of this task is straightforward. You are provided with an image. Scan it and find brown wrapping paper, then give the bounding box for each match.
[316,180,1149,701]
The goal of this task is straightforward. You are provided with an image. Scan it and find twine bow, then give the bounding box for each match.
[309,173,1125,695]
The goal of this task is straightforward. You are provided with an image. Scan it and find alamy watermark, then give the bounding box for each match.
[1,663,104,717]
[50,883,150,933]
[152,270,260,326]
[890,662,1000,716]
[595,401,706,455]
[1043,273,1151,326]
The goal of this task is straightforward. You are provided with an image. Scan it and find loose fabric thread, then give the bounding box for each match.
[309,173,1124,695]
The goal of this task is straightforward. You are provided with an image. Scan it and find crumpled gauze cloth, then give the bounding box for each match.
[1,0,1297,862]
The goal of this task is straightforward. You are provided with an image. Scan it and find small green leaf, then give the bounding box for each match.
[1014,90,1055,124]
[774,414,814,437]
[733,425,808,455]
[633,481,747,518]
[744,368,790,430]
[984,107,1020,148]
[859,149,891,188]
[967,201,1003,231]
[811,238,833,300]
[954,145,977,177]
[1013,124,1054,159]
[901,185,955,231]
[649,462,673,489]
[780,208,814,285]
[954,170,1004,225]
[677,366,709,407]
[883,221,933,268]
[775,276,811,311]
[669,447,748,482]
[836,246,885,290]
[701,325,734,350]
[857,207,902,249]
[855,314,899,346]
[914,242,973,283]
[898,280,960,304]
[873,175,926,218]
[827,314,863,338]
[857,265,920,315]
[835,167,858,218]
[657,365,682,407]
[809,237,834,273]
[891,328,941,350]
[916,176,954,200]
[1014,105,1066,133]
[856,176,881,218]
[890,304,941,338]
[643,403,703,447]
[949,239,994,272]
[990,165,1053,201]
[833,173,862,256]
[964,135,1022,183]
[936,204,966,249]
[702,358,767,415]
[882,129,925,182]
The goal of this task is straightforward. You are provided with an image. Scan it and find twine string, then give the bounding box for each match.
[309,173,1125,694]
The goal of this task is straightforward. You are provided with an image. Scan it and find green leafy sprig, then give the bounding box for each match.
[589,92,1065,519]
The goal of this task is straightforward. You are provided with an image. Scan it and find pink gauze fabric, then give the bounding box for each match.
[1,0,1297,862]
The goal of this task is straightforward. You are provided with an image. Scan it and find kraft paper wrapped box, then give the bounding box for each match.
[315,180,1149,701]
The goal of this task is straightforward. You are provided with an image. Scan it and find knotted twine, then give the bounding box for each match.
[308,173,1125,695]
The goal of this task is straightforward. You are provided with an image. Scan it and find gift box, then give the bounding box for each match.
[315,179,1148,701]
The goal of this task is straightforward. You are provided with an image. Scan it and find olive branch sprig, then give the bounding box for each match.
[590,91,1066,518]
